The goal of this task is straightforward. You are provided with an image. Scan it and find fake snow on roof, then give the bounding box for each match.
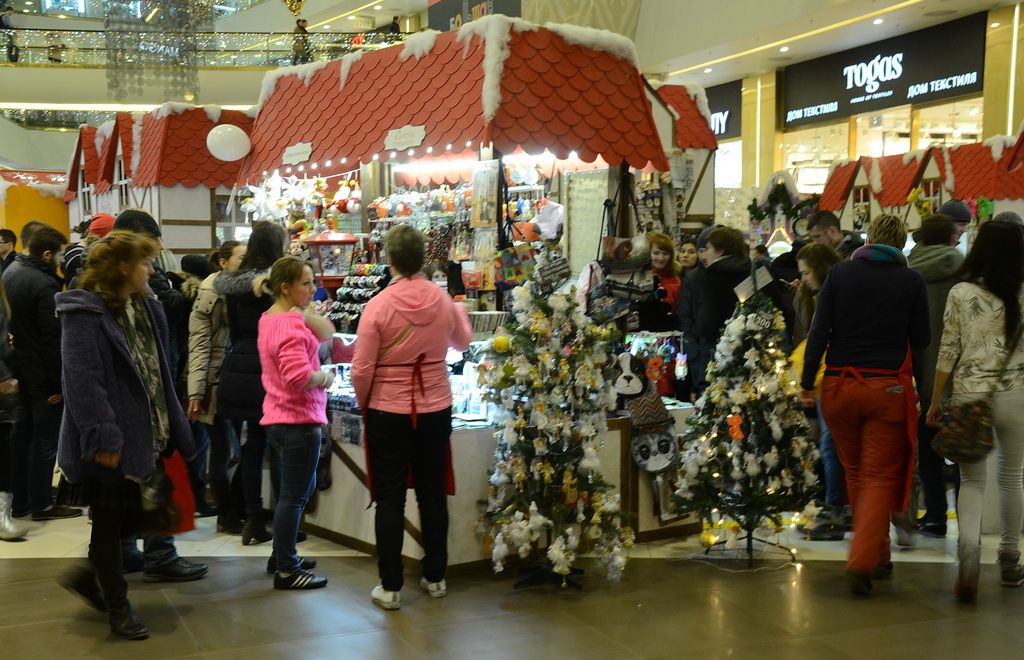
[338,51,363,91]
[255,60,330,114]
[401,29,440,61]
[756,169,799,206]
[94,120,115,158]
[942,146,955,193]
[202,105,222,124]
[827,158,852,179]
[152,102,195,120]
[901,149,926,166]
[0,171,67,203]
[456,14,538,122]
[867,158,883,194]
[543,22,638,67]
[130,112,144,177]
[685,84,712,125]
[984,135,1016,163]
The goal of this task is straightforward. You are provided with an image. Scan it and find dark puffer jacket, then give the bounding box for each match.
[55,289,195,484]
[2,254,62,398]
[213,268,273,421]
[690,255,751,389]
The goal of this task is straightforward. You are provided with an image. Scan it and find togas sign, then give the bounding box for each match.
[783,12,985,128]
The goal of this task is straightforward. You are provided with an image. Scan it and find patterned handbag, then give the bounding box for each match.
[932,328,1022,464]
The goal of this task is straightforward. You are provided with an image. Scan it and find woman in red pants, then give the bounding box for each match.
[798,214,931,595]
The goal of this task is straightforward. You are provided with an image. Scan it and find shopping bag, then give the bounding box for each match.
[492,243,536,289]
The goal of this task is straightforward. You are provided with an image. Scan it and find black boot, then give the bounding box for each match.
[242,512,273,546]
[108,601,149,640]
[211,480,242,534]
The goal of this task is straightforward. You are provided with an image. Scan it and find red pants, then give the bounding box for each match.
[821,374,913,575]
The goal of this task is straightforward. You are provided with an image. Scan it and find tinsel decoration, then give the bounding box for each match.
[282,0,305,16]
[103,1,214,102]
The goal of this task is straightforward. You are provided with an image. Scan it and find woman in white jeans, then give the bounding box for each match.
[926,219,1024,603]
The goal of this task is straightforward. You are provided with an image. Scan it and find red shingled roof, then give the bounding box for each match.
[818,161,860,212]
[134,108,254,189]
[0,170,66,186]
[117,112,139,180]
[1010,131,1024,171]
[655,85,717,151]
[240,24,667,184]
[931,143,1024,200]
[94,123,119,195]
[863,153,930,208]
[80,125,100,186]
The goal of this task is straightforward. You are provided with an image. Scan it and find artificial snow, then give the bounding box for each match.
[338,51,364,92]
[94,120,115,157]
[684,84,712,125]
[0,176,66,204]
[244,106,259,119]
[152,102,194,120]
[984,135,1016,162]
[544,21,639,67]
[867,157,883,194]
[826,158,852,180]
[457,15,538,122]
[130,112,144,177]
[202,105,222,124]
[756,170,799,207]
[400,29,440,61]
[901,149,926,166]
[942,146,955,193]
[255,60,330,114]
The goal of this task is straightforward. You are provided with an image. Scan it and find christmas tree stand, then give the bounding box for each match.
[700,528,797,569]
[514,562,584,590]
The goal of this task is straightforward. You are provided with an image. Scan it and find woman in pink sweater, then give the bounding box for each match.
[352,225,472,611]
[258,256,335,590]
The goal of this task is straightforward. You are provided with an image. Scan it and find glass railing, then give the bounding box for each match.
[12,0,270,20]
[0,28,406,67]
[2,108,115,130]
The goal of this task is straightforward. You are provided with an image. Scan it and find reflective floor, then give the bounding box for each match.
[0,516,1020,659]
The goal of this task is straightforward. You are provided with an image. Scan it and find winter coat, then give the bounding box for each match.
[908,243,964,403]
[690,255,755,390]
[0,299,17,424]
[55,289,194,484]
[352,274,471,415]
[186,273,228,424]
[2,254,62,398]
[214,268,273,421]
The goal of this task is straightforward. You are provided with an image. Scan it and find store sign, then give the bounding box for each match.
[282,142,313,165]
[427,0,522,31]
[384,125,426,151]
[783,12,985,128]
[705,80,742,140]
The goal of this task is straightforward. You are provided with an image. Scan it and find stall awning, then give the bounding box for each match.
[134,105,254,189]
[655,84,717,152]
[239,16,668,184]
[818,160,859,212]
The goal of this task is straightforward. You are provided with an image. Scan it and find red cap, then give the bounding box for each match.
[87,213,116,238]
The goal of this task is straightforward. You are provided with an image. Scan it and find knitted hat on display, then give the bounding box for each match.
[86,213,115,238]
[180,254,211,279]
[114,209,162,238]
[937,200,971,225]
[993,211,1023,226]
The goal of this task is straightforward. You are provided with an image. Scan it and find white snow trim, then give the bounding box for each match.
[0,178,66,204]
[901,149,926,166]
[130,112,144,177]
[255,60,330,114]
[244,106,259,119]
[152,102,194,120]
[543,21,639,67]
[338,51,364,92]
[984,135,1016,163]
[457,15,537,123]
[94,120,115,156]
[942,146,955,194]
[826,158,852,179]
[867,158,883,194]
[756,170,799,206]
[684,84,712,125]
[202,105,222,124]
[401,29,440,61]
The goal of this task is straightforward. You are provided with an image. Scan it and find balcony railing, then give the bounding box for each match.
[0,28,406,68]
[11,0,270,20]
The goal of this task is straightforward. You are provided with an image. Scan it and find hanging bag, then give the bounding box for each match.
[932,327,1023,464]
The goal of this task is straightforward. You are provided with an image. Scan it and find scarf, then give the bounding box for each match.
[116,297,170,459]
[851,243,907,266]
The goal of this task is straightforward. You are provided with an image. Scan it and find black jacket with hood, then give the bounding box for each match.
[2,254,62,398]
[213,268,273,421]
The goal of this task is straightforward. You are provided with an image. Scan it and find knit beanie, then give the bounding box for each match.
[86,213,115,238]
[696,225,719,249]
[993,211,1023,226]
[114,209,162,238]
[180,254,211,279]
[937,200,971,225]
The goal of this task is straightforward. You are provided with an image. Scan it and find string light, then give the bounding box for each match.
[325,160,332,166]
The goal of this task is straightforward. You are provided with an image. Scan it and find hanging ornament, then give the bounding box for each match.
[282,0,305,16]
[727,414,745,440]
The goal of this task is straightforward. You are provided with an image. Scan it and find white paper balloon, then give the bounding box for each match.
[206,124,251,162]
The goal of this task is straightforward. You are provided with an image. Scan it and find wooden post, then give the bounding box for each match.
[683,150,713,217]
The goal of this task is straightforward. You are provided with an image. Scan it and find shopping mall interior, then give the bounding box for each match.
[2,0,1024,657]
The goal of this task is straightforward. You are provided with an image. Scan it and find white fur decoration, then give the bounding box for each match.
[543,21,638,67]
[130,112,144,176]
[456,15,537,122]
[867,158,883,194]
[94,120,115,156]
[255,60,330,113]
[984,135,1016,163]
[152,102,193,120]
[684,84,712,125]
[942,146,956,194]
[338,51,364,92]
[202,105,223,124]
[400,29,440,61]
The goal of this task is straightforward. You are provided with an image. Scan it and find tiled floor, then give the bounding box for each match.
[1,516,1021,659]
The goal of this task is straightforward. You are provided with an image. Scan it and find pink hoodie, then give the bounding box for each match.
[352,274,472,415]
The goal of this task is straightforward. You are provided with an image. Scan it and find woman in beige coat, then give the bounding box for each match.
[187,241,246,533]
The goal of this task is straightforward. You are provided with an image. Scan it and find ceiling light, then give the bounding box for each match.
[779,46,790,53]
[347,15,356,20]
[703,67,713,73]
[872,18,884,25]
[322,24,331,29]
[374,4,382,9]
[991,22,1001,28]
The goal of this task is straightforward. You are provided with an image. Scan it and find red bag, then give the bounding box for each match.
[161,452,196,535]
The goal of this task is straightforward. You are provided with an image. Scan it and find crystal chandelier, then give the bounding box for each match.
[103,1,214,102]
[282,0,305,16]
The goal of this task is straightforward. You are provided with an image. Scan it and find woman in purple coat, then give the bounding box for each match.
[55,231,195,640]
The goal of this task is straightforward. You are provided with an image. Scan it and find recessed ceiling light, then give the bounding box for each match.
[374,5,383,10]
[322,24,331,29]
[703,67,712,73]
[347,15,356,20]
[779,46,790,53]
[872,18,884,25]
[991,21,1001,28]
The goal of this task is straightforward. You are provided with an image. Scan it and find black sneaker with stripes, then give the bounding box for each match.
[274,569,328,590]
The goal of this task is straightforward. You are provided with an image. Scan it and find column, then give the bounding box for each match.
[741,72,780,188]
[982,5,1024,138]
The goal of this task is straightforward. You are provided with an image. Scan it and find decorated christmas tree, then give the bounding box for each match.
[673,289,819,544]
[477,259,633,583]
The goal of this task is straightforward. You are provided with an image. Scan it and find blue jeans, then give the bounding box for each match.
[11,396,63,513]
[818,400,845,509]
[122,534,179,570]
[268,424,320,574]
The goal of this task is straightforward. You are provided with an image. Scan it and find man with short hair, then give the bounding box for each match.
[3,224,79,520]
[0,229,16,271]
[806,211,864,259]
[19,220,47,256]
[389,15,400,33]
[752,244,771,269]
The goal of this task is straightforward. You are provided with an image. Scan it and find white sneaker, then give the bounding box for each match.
[420,577,447,598]
[371,584,401,610]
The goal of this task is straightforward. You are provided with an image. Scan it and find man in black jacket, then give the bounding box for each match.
[112,209,208,584]
[3,224,80,520]
[0,229,16,272]
[807,211,864,260]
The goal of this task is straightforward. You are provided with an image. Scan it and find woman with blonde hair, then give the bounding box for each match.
[55,231,195,639]
[800,214,930,595]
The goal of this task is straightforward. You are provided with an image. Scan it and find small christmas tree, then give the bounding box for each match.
[477,264,633,583]
[673,290,818,546]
